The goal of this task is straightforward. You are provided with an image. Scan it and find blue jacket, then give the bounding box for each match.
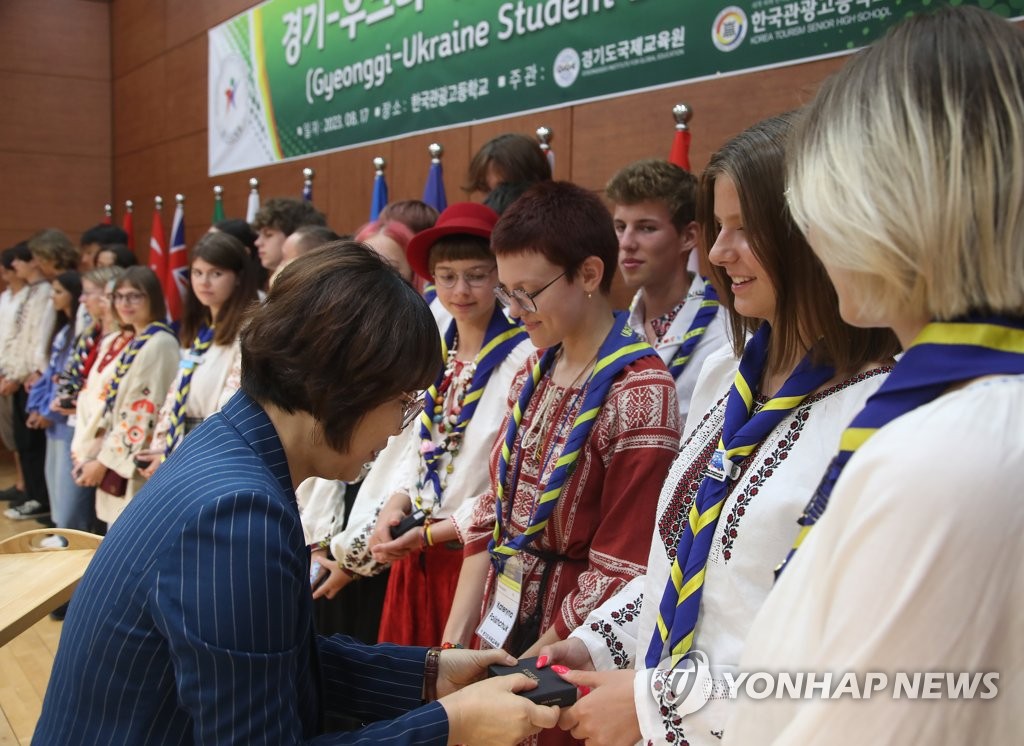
[27,325,73,440]
[35,391,449,745]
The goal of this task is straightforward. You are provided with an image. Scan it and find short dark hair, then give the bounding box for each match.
[96,243,137,268]
[10,242,32,263]
[491,181,618,294]
[181,231,259,346]
[1,247,19,270]
[114,266,167,324]
[606,159,698,231]
[240,243,442,451]
[465,133,552,193]
[251,198,326,235]
[214,219,258,255]
[290,225,341,256]
[81,224,128,248]
[379,200,439,234]
[698,114,900,374]
[428,235,494,275]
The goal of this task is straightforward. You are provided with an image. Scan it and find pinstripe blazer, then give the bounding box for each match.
[35,392,449,745]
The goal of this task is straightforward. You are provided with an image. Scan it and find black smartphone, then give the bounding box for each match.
[389,508,428,539]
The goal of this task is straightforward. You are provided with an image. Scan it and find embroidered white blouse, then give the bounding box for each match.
[725,375,1024,746]
[326,335,534,576]
[627,275,729,425]
[571,345,891,746]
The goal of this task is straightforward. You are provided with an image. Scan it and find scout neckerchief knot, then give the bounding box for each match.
[164,324,216,457]
[646,322,835,667]
[418,307,526,507]
[488,311,656,570]
[103,321,175,414]
[66,322,100,388]
[668,280,720,380]
[776,315,1024,579]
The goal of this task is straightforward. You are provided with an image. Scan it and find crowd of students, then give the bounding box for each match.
[12,6,1023,744]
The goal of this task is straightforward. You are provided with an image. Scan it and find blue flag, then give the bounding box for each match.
[422,161,447,212]
[370,172,388,220]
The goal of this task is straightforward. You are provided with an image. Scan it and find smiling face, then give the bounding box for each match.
[111,283,152,329]
[190,257,237,318]
[614,200,691,290]
[708,174,777,324]
[496,250,586,349]
[433,258,498,329]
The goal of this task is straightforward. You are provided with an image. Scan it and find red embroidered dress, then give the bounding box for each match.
[457,354,680,645]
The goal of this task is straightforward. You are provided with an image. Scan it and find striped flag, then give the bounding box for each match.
[166,197,188,322]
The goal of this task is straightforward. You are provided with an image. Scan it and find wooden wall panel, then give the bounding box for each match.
[114,56,167,156]
[111,0,164,79]
[0,73,111,158]
[165,36,208,141]
[165,0,256,51]
[0,0,110,80]
[0,0,111,249]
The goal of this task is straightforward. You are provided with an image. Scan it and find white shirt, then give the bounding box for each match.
[327,334,534,575]
[726,375,1024,746]
[572,345,891,745]
[628,275,730,424]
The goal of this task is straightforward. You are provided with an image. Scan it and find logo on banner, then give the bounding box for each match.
[214,53,250,145]
[553,47,581,88]
[712,6,748,52]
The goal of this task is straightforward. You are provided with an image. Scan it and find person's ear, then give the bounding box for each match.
[578,256,604,294]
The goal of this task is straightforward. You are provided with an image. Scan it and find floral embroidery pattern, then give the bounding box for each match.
[651,670,691,744]
[719,368,891,561]
[588,620,631,669]
[610,593,642,627]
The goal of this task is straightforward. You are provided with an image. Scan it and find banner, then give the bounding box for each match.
[208,0,1021,175]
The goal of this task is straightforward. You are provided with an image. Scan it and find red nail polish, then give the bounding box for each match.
[551,664,570,675]
[578,686,591,697]
[536,656,548,668]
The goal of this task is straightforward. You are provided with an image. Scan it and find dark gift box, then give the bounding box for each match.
[486,656,578,707]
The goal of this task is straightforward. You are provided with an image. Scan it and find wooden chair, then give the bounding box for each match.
[0,529,102,646]
[0,528,102,553]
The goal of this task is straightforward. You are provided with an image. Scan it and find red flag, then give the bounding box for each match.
[166,196,188,322]
[669,104,692,172]
[669,129,692,171]
[123,200,135,252]
[149,199,167,291]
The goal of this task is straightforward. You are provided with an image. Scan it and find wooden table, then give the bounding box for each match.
[0,549,95,646]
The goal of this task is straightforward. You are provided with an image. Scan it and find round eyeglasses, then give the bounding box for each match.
[432,267,496,289]
[492,271,566,314]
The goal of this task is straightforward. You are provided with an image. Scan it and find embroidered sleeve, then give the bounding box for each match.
[97,338,179,479]
[570,575,644,671]
[216,342,242,410]
[553,363,681,639]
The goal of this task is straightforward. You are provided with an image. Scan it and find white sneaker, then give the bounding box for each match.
[7,499,50,521]
[39,534,68,549]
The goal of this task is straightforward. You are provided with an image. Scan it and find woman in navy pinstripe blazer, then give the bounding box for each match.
[35,244,559,746]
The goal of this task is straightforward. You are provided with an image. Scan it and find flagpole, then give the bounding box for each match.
[422,143,447,213]
[212,185,225,224]
[302,167,315,203]
[370,157,388,221]
[536,126,554,172]
[669,103,693,172]
[103,203,113,225]
[246,178,260,224]
[123,199,135,252]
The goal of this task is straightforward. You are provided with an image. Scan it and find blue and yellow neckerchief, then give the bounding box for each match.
[488,311,657,569]
[667,281,721,380]
[647,322,835,667]
[417,306,526,508]
[776,316,1024,578]
[104,321,174,414]
[164,324,216,457]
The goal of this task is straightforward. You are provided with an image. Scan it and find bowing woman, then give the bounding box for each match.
[74,266,178,526]
[315,203,533,647]
[139,231,259,475]
[443,183,681,692]
[538,114,899,746]
[729,8,1024,743]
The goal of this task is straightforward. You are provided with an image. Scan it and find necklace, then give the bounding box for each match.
[417,339,477,500]
[522,349,597,463]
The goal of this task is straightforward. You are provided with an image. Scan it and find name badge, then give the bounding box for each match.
[704,448,740,482]
[67,414,77,428]
[476,557,523,650]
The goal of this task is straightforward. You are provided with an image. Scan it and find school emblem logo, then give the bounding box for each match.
[712,6,748,52]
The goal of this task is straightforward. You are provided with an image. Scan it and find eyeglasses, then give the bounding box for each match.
[110,291,147,305]
[433,267,496,289]
[493,271,566,314]
[400,392,425,430]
